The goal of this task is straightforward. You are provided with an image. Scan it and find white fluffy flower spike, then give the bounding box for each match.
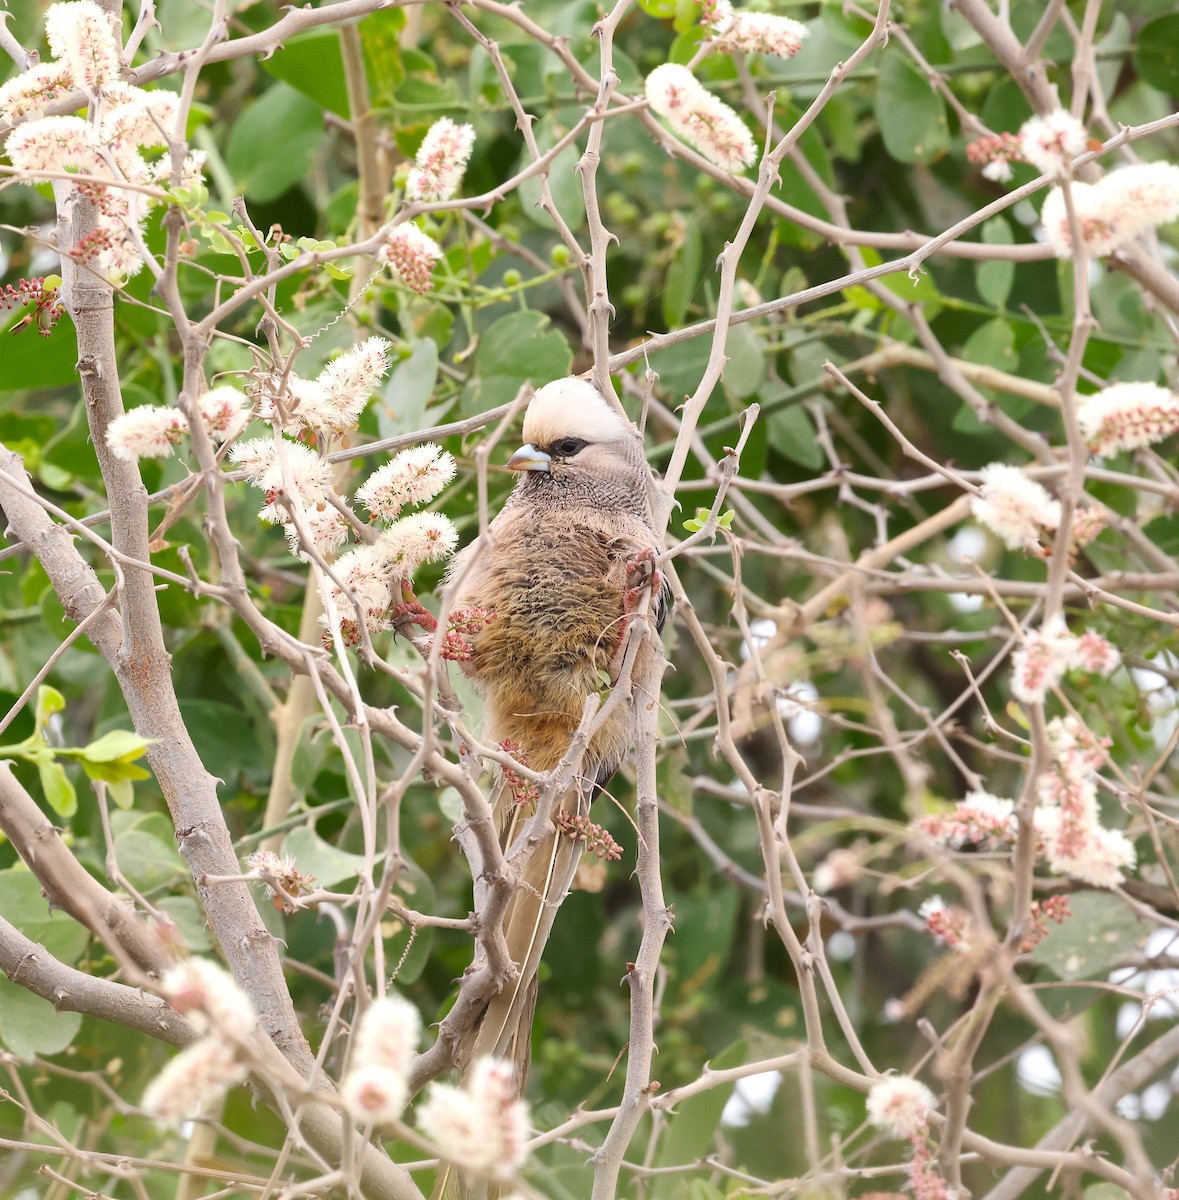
[645,63,756,173]
[407,118,476,202]
[106,405,188,460]
[356,445,457,519]
[866,1075,937,1140]
[971,463,1061,551]
[45,0,123,94]
[1077,382,1179,456]
[1019,109,1087,176]
[702,0,808,60]
[417,1057,530,1179]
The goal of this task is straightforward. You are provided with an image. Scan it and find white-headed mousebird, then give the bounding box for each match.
[437,378,666,1195]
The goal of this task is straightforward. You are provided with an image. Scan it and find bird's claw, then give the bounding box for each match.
[624,546,662,615]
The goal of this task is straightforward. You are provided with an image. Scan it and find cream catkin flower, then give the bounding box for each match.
[142,1038,246,1125]
[356,445,457,519]
[919,791,1017,847]
[100,88,179,151]
[106,405,188,460]
[645,63,756,173]
[331,543,398,623]
[417,1057,530,1179]
[1019,109,1087,175]
[1076,382,1179,456]
[407,117,476,202]
[159,958,257,1040]
[284,506,353,560]
[1035,808,1136,888]
[45,0,123,94]
[1010,617,1077,705]
[375,512,459,574]
[353,995,422,1076]
[316,336,393,429]
[229,437,332,521]
[971,463,1061,551]
[196,387,251,443]
[380,224,443,293]
[0,61,75,122]
[703,0,808,60]
[866,1075,937,1140]
[1040,162,1179,258]
[5,115,99,174]
[341,1065,409,1125]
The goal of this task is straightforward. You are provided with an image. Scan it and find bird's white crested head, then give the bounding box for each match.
[521,378,629,448]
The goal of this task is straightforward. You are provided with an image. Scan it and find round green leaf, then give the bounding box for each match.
[1133,15,1179,97]
[0,975,82,1059]
[874,51,950,164]
[225,84,327,203]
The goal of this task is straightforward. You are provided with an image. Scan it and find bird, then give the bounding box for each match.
[438,377,664,1191]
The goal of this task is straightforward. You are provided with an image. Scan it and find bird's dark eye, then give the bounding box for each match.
[550,437,588,458]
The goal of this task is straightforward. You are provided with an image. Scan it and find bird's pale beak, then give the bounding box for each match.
[507,443,551,472]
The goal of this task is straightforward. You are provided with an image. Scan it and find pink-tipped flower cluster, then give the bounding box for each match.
[645,63,756,174]
[1,3,205,282]
[966,131,1023,184]
[380,224,444,293]
[106,388,251,461]
[327,512,459,644]
[1010,616,1119,706]
[340,994,423,1125]
[919,791,1016,848]
[1034,717,1135,888]
[1040,162,1179,258]
[356,444,457,520]
[701,0,808,60]
[407,117,477,202]
[417,1057,531,1180]
[866,1075,937,1140]
[919,717,1132,891]
[260,337,393,437]
[1076,381,1179,457]
[970,463,1061,552]
[142,957,257,1125]
[1019,108,1088,176]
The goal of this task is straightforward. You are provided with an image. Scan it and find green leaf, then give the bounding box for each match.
[1030,893,1149,980]
[768,404,824,469]
[976,218,1015,309]
[380,338,439,439]
[874,50,950,164]
[225,84,327,203]
[34,685,65,736]
[283,827,365,889]
[0,867,89,963]
[37,758,76,818]
[1133,15,1179,97]
[109,811,187,891]
[78,729,153,764]
[961,317,1018,373]
[663,217,704,329]
[463,312,573,412]
[0,975,82,1059]
[79,758,151,785]
[721,323,766,400]
[157,896,211,952]
[0,312,80,391]
[261,31,350,117]
[650,1037,746,1194]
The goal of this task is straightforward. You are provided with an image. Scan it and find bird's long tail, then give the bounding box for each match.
[433,795,584,1200]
